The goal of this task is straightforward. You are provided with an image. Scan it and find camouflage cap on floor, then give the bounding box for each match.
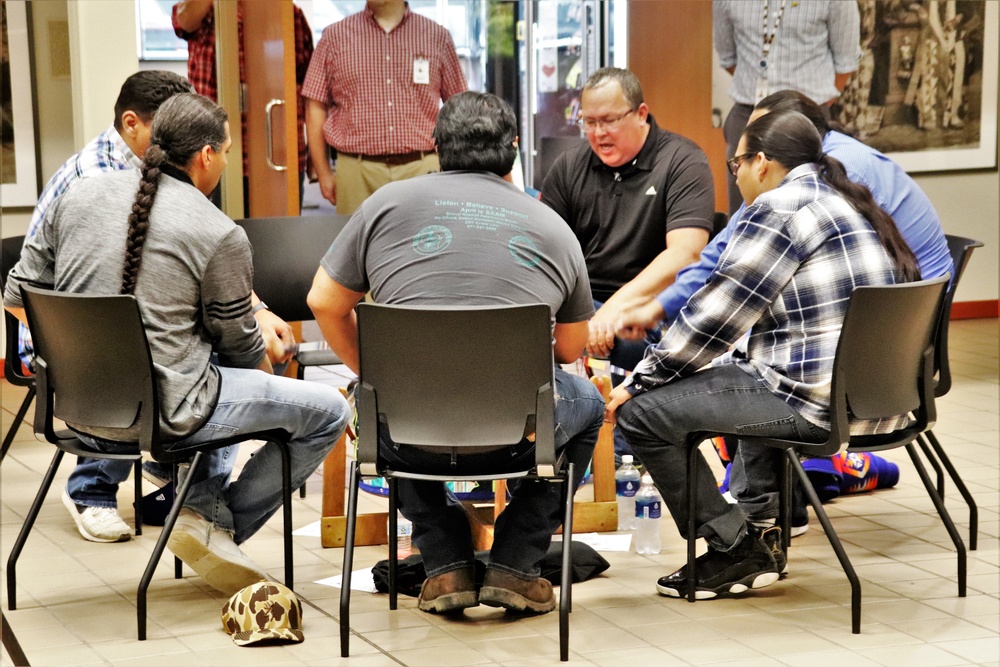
[222,581,304,646]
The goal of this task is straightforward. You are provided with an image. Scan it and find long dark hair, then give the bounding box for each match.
[119,93,228,295]
[743,110,920,282]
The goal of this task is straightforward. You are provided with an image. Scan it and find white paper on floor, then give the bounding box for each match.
[551,532,632,552]
[315,569,379,593]
[292,520,322,537]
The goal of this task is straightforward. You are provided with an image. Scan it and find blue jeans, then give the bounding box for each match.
[380,369,604,580]
[616,363,826,552]
[78,367,349,544]
[66,457,173,509]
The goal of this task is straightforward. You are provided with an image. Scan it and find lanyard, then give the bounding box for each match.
[760,0,787,72]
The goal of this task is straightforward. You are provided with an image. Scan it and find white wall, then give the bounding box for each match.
[67,1,139,147]
[916,170,999,303]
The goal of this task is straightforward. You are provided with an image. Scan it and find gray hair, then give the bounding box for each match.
[582,67,644,109]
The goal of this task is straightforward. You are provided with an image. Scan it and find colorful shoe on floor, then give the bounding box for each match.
[480,568,556,614]
[167,509,266,596]
[61,489,131,543]
[839,451,900,494]
[655,525,779,600]
[417,566,478,614]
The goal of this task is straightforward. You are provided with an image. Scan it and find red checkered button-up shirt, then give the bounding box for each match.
[172,2,314,174]
[301,5,466,156]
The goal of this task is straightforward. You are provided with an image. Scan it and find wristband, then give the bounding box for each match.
[252,301,269,315]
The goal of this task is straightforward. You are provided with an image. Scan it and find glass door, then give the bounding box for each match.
[506,0,627,188]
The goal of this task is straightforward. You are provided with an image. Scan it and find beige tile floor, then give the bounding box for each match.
[1,319,997,666]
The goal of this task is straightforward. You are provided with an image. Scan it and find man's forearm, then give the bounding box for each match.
[315,312,360,375]
[608,241,706,308]
[306,101,332,178]
[174,0,213,33]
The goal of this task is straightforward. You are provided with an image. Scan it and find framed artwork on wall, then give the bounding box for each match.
[1,0,40,208]
[832,0,998,173]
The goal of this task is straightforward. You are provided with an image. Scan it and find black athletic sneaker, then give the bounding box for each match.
[760,526,788,576]
[655,525,780,599]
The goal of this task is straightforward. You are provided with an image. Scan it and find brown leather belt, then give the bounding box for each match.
[338,150,431,167]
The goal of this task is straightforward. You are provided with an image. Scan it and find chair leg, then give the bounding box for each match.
[388,478,398,611]
[278,442,294,589]
[1,610,30,667]
[917,438,947,498]
[6,449,64,610]
[559,462,574,662]
[788,450,861,634]
[137,452,203,641]
[905,443,967,597]
[686,440,699,603]
[340,461,361,658]
[779,453,793,551]
[0,386,34,463]
[132,459,143,536]
[921,431,978,551]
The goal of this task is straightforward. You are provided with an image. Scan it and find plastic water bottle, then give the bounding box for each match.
[392,510,412,558]
[634,474,662,555]
[615,455,641,531]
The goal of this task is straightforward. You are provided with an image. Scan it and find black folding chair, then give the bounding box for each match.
[236,214,351,381]
[340,303,576,661]
[680,276,953,634]
[1,236,36,462]
[7,286,297,641]
[913,235,984,550]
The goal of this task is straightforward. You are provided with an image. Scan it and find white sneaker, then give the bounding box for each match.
[167,509,266,595]
[61,489,131,543]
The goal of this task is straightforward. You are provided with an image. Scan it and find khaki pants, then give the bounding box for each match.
[335,152,440,216]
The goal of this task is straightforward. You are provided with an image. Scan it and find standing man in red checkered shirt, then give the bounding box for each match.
[302,0,467,215]
[172,0,315,214]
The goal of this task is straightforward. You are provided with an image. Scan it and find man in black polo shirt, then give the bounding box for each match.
[542,67,714,459]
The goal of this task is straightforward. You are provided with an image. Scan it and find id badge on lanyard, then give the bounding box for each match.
[413,57,430,85]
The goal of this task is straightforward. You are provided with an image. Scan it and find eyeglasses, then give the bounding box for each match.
[577,109,635,133]
[726,152,754,177]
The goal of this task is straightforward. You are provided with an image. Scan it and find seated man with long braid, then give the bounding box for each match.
[4,93,350,595]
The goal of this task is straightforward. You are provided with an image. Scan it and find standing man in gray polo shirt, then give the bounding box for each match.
[714,0,860,214]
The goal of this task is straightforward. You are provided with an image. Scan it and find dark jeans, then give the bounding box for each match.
[379,369,604,580]
[616,363,826,552]
[592,299,661,459]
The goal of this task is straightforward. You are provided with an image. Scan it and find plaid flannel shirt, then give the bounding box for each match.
[626,164,908,436]
[18,126,141,366]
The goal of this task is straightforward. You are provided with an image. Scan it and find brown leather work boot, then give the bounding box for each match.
[479,568,556,614]
[417,566,478,614]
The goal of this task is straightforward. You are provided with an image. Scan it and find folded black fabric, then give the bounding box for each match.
[371,540,610,597]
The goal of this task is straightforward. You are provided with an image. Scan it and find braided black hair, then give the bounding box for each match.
[119,93,228,294]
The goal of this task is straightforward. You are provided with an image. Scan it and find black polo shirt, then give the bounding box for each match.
[541,115,715,302]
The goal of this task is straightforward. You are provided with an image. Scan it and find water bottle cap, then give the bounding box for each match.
[641,473,653,484]
[621,455,633,464]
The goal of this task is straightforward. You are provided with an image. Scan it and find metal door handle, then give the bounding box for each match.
[264,99,288,172]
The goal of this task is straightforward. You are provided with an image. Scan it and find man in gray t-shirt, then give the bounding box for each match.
[309,92,604,616]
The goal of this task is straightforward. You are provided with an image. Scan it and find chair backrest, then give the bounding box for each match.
[934,235,984,397]
[235,215,352,323]
[710,212,729,241]
[355,303,555,473]
[834,275,950,427]
[1,235,33,386]
[20,285,159,445]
